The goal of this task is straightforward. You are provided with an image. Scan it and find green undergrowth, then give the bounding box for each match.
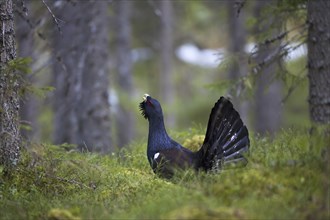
[0,128,329,219]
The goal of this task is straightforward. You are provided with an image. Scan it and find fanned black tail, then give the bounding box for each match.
[197,97,250,171]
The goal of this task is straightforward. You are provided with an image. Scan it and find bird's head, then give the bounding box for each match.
[139,94,163,120]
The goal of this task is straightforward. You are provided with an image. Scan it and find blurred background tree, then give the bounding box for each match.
[15,0,40,142]
[159,0,175,128]
[251,0,283,136]
[51,0,112,153]
[9,0,328,153]
[114,0,135,148]
[226,0,248,121]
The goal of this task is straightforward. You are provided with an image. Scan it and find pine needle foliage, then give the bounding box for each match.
[0,128,328,219]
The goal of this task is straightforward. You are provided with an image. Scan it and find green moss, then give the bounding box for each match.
[47,208,80,220]
[182,134,204,151]
[167,205,247,220]
[0,128,328,219]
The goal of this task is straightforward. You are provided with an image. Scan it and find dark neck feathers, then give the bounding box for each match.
[147,114,172,155]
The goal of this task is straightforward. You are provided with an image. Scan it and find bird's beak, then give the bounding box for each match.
[143,94,150,102]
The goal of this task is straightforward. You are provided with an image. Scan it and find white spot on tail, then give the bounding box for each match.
[154,152,160,160]
[230,133,237,142]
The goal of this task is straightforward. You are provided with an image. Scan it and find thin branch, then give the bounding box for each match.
[260,31,288,46]
[250,23,307,56]
[17,0,28,16]
[41,0,64,34]
[20,120,32,125]
[249,26,307,70]
[15,5,46,41]
[251,45,284,74]
[15,8,33,29]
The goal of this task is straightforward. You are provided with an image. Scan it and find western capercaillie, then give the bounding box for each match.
[139,94,249,178]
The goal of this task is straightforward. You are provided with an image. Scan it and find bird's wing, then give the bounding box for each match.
[198,97,249,171]
[150,147,195,178]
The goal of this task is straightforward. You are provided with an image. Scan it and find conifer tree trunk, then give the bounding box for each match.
[115,0,135,148]
[307,0,330,124]
[159,0,175,127]
[52,1,112,153]
[16,0,39,141]
[252,0,283,136]
[227,0,249,126]
[0,0,21,175]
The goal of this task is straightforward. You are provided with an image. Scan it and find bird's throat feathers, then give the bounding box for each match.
[147,116,173,153]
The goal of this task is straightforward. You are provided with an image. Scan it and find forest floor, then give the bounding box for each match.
[0,127,329,219]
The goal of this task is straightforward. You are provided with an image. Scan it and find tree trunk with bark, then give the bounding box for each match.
[0,0,21,175]
[115,0,135,148]
[52,0,112,153]
[307,0,330,124]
